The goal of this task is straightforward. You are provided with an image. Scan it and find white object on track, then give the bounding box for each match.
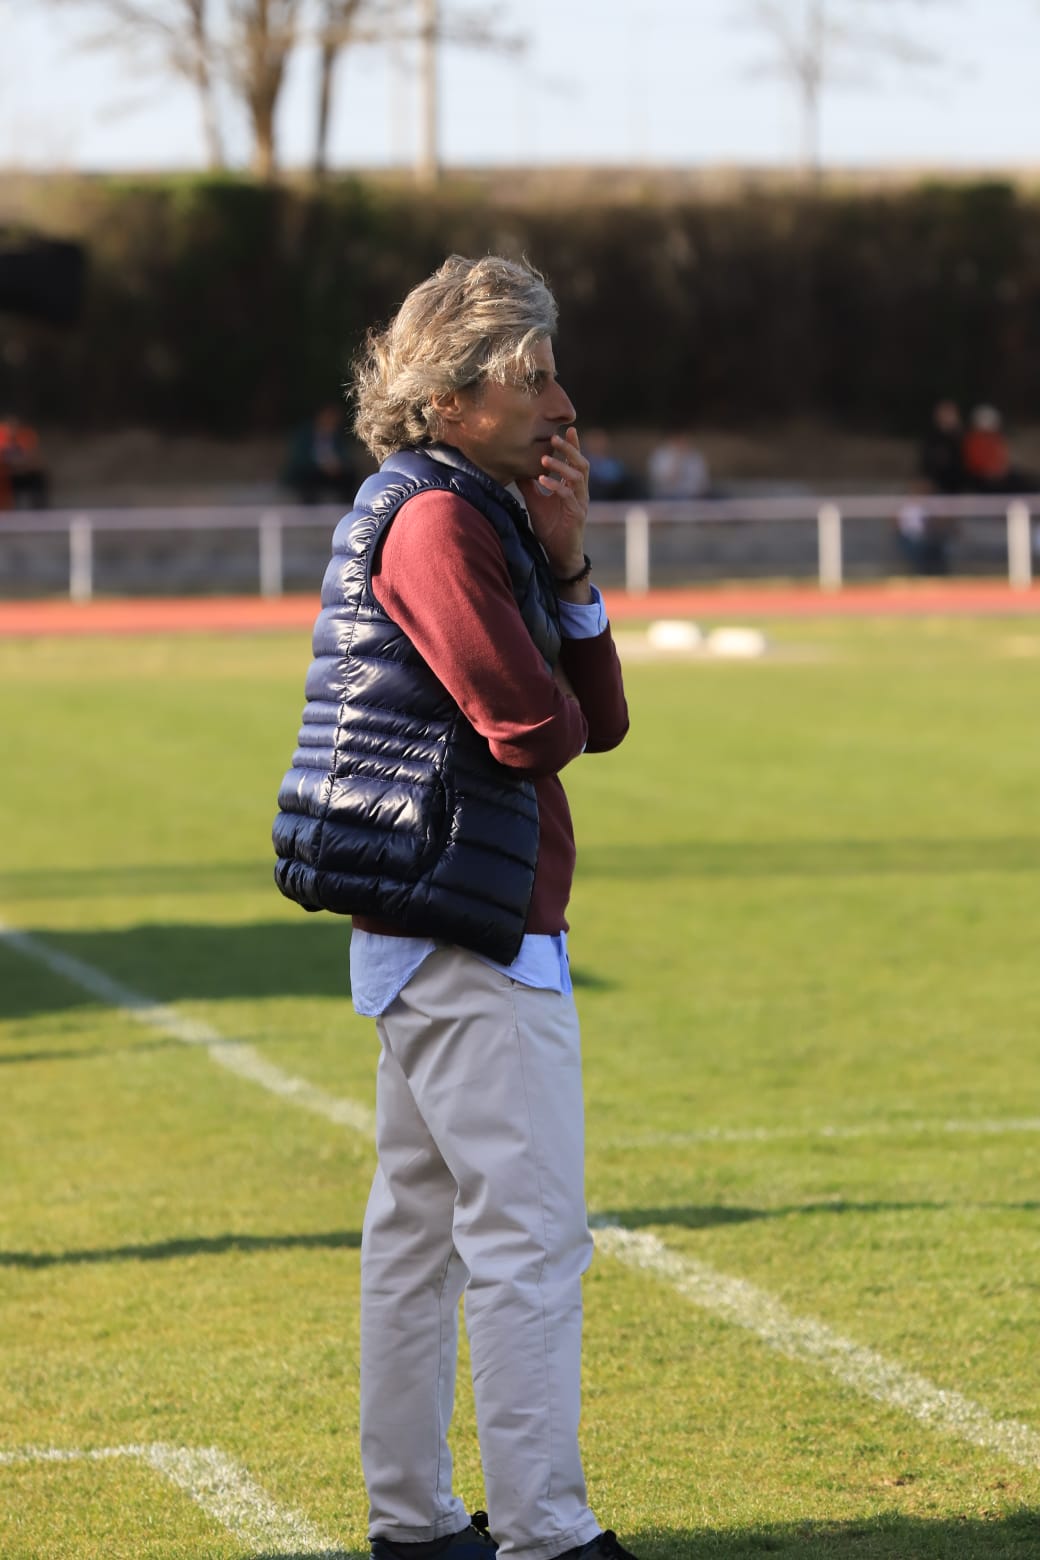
[646,619,703,651]
[706,625,768,658]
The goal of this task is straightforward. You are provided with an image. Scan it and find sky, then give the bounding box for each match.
[4,0,1040,176]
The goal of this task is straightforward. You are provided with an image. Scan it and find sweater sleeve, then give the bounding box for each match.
[558,628,630,754]
[372,490,589,778]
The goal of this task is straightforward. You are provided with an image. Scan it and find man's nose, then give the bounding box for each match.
[548,383,576,425]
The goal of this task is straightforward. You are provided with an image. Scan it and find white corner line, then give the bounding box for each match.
[0,919,375,1139]
[592,1221,1040,1471]
[0,1442,357,1556]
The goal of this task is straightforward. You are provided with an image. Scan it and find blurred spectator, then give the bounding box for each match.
[961,405,1037,494]
[646,432,710,500]
[895,480,955,576]
[584,427,638,501]
[961,405,1012,491]
[919,399,964,495]
[282,404,357,505]
[0,413,49,508]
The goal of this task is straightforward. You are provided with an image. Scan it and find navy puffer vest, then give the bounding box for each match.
[272,444,562,963]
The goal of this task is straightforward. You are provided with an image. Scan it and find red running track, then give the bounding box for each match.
[1,582,1038,638]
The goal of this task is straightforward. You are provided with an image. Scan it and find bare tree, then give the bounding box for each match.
[49,0,525,182]
[308,0,524,183]
[415,0,526,183]
[739,0,944,178]
[186,0,227,167]
[315,0,363,175]
[226,0,304,179]
[48,0,227,168]
[311,0,405,175]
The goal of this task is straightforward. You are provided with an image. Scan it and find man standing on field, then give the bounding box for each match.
[273,255,632,1560]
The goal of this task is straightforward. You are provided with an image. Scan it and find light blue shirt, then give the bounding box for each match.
[350,587,608,1017]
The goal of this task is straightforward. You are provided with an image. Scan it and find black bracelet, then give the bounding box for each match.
[554,553,592,587]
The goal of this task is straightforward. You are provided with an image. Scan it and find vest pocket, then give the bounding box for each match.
[321,763,448,883]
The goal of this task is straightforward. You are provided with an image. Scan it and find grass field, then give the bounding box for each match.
[2,615,1039,1559]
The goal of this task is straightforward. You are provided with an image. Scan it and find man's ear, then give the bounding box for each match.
[429,389,465,426]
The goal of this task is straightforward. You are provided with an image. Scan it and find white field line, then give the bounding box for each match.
[592,1221,1040,1470]
[0,920,375,1138]
[0,1442,355,1556]
[6,920,1040,1475]
[604,1117,1040,1149]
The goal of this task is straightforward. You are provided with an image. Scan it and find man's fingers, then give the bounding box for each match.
[552,431,588,470]
[543,436,589,490]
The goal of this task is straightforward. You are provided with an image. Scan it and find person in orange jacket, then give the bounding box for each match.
[0,415,49,508]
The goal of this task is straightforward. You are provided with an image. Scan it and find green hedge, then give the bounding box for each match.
[4,174,1039,436]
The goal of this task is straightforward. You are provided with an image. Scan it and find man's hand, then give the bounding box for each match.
[518,427,589,580]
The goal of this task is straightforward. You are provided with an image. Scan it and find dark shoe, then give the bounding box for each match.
[371,1511,497,1560]
[554,1533,639,1560]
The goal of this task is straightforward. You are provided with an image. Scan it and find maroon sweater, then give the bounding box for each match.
[351,489,629,938]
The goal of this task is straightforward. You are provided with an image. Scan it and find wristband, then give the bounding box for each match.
[554,554,592,587]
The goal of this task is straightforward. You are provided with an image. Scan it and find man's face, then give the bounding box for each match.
[443,337,576,487]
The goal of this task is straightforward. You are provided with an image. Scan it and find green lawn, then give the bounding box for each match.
[1,617,1039,1559]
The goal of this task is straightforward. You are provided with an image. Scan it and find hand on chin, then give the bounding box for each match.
[516,473,555,512]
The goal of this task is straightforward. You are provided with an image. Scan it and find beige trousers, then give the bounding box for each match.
[360,947,600,1560]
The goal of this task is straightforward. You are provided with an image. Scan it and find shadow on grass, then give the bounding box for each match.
[5,837,1039,905]
[602,1206,771,1230]
[0,1228,361,1269]
[579,836,1040,881]
[1,919,616,1022]
[254,1511,1040,1559]
[0,861,273,902]
[629,1513,1040,1557]
[571,966,615,991]
[605,1200,1040,1230]
[0,919,351,1018]
[0,1035,186,1066]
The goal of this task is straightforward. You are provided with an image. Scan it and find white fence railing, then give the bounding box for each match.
[0,493,1036,600]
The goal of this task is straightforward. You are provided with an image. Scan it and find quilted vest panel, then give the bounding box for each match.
[272,444,562,963]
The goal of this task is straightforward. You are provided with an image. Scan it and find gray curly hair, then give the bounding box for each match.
[352,254,559,462]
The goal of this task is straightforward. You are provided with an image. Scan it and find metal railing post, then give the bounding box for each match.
[69,515,94,602]
[1007,500,1032,590]
[624,506,650,594]
[259,511,284,598]
[817,502,843,590]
